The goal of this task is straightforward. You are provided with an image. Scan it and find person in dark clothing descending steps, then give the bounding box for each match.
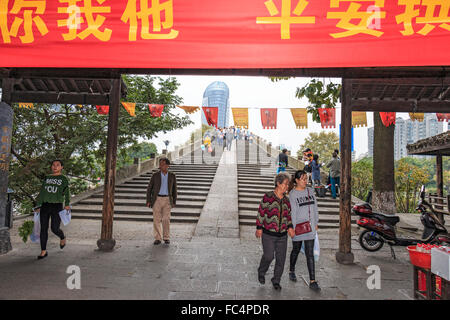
[277,148,289,174]
[35,159,70,260]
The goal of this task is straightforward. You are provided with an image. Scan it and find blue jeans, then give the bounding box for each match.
[330,176,340,199]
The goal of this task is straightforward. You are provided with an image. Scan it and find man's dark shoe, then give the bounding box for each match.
[258,275,265,284]
[273,283,282,291]
[309,281,321,292]
[153,240,161,245]
[164,240,170,245]
[289,272,297,282]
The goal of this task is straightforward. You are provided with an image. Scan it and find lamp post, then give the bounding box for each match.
[163,140,169,155]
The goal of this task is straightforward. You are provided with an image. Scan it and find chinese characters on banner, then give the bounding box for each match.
[290,108,308,129]
[0,1,449,68]
[379,112,396,127]
[318,108,336,128]
[260,108,277,129]
[148,104,164,117]
[232,108,249,128]
[202,107,219,128]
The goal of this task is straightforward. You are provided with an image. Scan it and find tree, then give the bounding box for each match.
[9,75,192,215]
[351,157,373,201]
[298,131,339,164]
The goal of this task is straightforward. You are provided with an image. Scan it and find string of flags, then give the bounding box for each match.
[14,103,450,128]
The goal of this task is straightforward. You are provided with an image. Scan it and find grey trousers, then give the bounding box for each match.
[258,232,288,285]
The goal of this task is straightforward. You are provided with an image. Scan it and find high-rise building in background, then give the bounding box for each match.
[201,81,230,128]
[368,114,445,161]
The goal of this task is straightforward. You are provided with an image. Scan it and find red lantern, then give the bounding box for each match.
[148,104,164,117]
[96,105,109,115]
[380,112,396,127]
[317,108,336,128]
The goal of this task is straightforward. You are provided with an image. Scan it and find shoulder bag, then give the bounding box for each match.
[295,188,312,236]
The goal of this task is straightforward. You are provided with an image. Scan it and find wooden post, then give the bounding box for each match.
[436,153,444,225]
[97,78,121,251]
[336,78,354,265]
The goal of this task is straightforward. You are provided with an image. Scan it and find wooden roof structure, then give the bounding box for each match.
[407,131,450,156]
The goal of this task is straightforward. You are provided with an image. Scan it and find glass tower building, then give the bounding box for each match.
[201,81,230,128]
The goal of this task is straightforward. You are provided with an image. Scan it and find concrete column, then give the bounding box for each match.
[0,102,13,255]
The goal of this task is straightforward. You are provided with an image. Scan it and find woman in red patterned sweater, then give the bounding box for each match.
[256,172,295,291]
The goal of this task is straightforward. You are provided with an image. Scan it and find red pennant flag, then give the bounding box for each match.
[202,107,219,127]
[148,104,164,117]
[379,112,396,127]
[96,105,109,115]
[260,108,277,129]
[317,108,336,128]
[436,113,450,122]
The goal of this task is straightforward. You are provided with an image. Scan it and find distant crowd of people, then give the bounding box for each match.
[203,126,254,152]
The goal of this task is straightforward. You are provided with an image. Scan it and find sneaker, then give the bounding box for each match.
[309,281,321,292]
[273,283,282,291]
[289,272,297,282]
[258,275,265,285]
[153,240,161,245]
[164,240,170,245]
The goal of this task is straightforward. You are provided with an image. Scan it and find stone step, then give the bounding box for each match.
[238,197,340,208]
[238,208,341,218]
[91,193,207,201]
[116,184,211,191]
[238,218,347,229]
[123,180,213,186]
[71,205,202,216]
[72,213,198,223]
[78,198,204,208]
[134,175,215,180]
[144,170,218,175]
[112,188,209,196]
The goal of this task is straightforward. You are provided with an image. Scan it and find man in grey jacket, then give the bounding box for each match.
[326,152,340,199]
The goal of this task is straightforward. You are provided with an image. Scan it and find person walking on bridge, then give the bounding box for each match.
[146,158,177,245]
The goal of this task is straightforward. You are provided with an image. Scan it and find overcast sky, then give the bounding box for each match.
[150,75,448,157]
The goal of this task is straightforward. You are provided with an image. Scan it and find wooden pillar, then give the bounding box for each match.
[97,78,121,251]
[436,153,444,225]
[336,78,354,265]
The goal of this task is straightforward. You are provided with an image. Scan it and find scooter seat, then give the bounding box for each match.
[373,212,400,225]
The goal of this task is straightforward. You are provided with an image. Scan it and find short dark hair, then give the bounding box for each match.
[332,152,338,158]
[159,158,170,165]
[313,154,319,161]
[51,159,63,167]
[282,148,288,153]
[334,149,339,154]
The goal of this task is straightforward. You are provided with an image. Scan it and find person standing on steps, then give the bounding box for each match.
[326,151,341,199]
[256,173,295,291]
[146,158,177,245]
[288,170,321,292]
[311,154,323,187]
[35,159,70,260]
[226,127,233,151]
[277,148,288,174]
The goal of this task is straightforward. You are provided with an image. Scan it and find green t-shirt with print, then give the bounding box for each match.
[36,175,70,207]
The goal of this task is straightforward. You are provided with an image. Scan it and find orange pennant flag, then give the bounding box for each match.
[18,103,34,109]
[121,102,136,117]
[352,112,367,128]
[177,106,200,114]
[232,108,249,128]
[409,113,424,122]
[290,108,308,129]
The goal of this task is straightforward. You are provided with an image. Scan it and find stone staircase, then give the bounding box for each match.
[235,140,356,229]
[71,161,219,224]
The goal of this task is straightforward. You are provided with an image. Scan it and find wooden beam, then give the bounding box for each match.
[37,79,49,92]
[93,80,104,94]
[436,154,445,224]
[97,77,121,251]
[336,78,354,265]
[351,99,450,113]
[1,78,14,103]
[69,79,80,92]
[407,143,450,156]
[349,77,450,86]
[24,79,37,91]
[10,92,110,105]
[58,79,69,92]
[46,79,59,92]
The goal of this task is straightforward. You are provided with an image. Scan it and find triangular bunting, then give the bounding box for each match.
[18,103,34,109]
[202,107,219,127]
[352,112,367,128]
[231,108,249,128]
[436,113,450,122]
[409,113,424,122]
[96,105,109,115]
[148,104,164,117]
[177,106,200,114]
[260,108,277,129]
[290,108,308,129]
[121,102,136,117]
[379,112,396,127]
[317,108,336,128]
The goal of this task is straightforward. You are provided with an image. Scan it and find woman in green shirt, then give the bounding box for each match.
[35,159,70,260]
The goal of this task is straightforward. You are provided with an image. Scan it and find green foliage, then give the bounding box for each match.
[352,157,373,201]
[18,220,34,243]
[295,79,341,123]
[297,131,339,164]
[190,124,213,142]
[10,75,192,215]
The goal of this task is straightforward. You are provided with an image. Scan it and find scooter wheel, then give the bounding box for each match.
[359,230,384,252]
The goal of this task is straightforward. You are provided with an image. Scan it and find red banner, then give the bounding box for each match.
[148,104,164,117]
[0,1,449,68]
[436,113,450,122]
[96,105,109,115]
[202,107,218,128]
[318,108,336,128]
[261,108,277,129]
[379,112,396,127]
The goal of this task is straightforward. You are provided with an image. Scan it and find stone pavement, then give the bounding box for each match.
[0,217,417,300]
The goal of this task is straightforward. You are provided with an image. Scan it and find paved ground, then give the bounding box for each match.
[0,217,418,300]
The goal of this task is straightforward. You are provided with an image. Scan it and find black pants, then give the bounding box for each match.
[289,239,315,281]
[258,233,288,285]
[40,203,65,251]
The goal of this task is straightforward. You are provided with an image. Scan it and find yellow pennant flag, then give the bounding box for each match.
[290,108,308,129]
[177,106,200,114]
[352,112,367,127]
[18,103,34,109]
[409,113,424,122]
[121,102,136,117]
[232,108,249,128]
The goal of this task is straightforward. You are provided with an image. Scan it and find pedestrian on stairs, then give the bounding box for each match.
[35,159,70,260]
[277,148,288,174]
[226,128,233,151]
[288,170,321,292]
[256,173,295,291]
[326,151,340,199]
[146,158,177,245]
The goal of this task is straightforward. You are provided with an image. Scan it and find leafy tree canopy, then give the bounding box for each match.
[298,131,340,164]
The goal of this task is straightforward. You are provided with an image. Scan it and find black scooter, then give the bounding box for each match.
[354,186,450,259]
